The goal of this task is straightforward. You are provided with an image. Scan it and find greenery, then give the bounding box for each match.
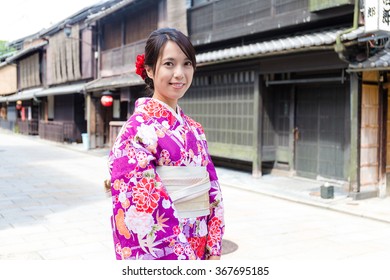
[0,40,15,58]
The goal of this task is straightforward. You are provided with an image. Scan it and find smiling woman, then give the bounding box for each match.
[107,28,225,260]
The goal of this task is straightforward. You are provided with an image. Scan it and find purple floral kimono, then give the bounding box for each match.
[108,97,225,260]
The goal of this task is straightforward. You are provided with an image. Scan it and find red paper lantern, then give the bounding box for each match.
[101,95,113,107]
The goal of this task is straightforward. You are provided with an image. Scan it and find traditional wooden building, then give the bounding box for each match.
[0,37,46,135]
[0,1,117,142]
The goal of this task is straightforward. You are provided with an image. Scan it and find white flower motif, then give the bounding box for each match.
[129,176,138,185]
[136,116,145,123]
[178,233,187,243]
[124,205,154,237]
[162,121,170,129]
[118,192,127,203]
[162,199,171,209]
[198,219,208,237]
[136,123,158,147]
[214,204,224,220]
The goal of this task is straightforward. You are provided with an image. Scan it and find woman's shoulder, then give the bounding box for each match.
[183,114,203,129]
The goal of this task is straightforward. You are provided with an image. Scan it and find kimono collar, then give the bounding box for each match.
[135,97,184,124]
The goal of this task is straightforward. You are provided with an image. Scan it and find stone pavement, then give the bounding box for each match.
[1,129,390,260]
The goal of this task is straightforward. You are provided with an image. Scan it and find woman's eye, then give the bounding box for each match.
[185,61,192,66]
[164,62,173,66]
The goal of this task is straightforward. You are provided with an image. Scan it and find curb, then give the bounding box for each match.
[220,181,390,225]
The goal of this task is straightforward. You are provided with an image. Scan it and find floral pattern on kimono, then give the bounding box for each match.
[108,97,225,260]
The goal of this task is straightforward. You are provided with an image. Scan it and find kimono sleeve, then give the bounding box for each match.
[200,128,225,258]
[108,120,180,260]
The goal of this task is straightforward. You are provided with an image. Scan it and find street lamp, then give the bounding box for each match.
[63,24,72,38]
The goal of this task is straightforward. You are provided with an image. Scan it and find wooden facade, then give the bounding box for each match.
[47,25,82,85]
[182,69,256,162]
[360,72,380,188]
[0,64,17,95]
[189,0,354,46]
[19,53,40,88]
[182,50,350,182]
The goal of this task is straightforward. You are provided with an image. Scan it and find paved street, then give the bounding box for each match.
[1,130,390,260]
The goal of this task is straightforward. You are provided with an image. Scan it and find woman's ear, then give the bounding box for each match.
[145,65,154,80]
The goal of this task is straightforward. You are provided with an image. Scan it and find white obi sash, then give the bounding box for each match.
[156,166,211,218]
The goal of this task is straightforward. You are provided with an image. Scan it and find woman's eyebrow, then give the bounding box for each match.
[162,57,175,61]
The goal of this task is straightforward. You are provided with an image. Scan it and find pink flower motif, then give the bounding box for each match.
[173,225,181,236]
[144,100,169,118]
[207,217,222,248]
[135,54,147,80]
[132,177,160,213]
[174,243,184,256]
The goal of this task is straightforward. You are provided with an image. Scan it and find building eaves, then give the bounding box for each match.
[196,26,365,66]
[85,0,138,23]
[35,83,86,97]
[0,83,86,103]
[38,0,117,38]
[85,73,143,92]
[0,51,16,65]
[6,41,48,63]
[349,47,390,72]
[0,87,43,102]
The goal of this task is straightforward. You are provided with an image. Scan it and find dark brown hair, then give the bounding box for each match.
[143,28,196,93]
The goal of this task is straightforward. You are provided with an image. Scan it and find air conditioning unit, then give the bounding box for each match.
[365,0,390,34]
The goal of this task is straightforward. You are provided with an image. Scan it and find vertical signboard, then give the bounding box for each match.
[365,0,390,33]
[379,0,390,31]
[365,0,379,33]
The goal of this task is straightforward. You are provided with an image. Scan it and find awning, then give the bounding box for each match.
[85,73,143,92]
[196,26,365,65]
[0,83,86,103]
[0,87,43,102]
[35,83,86,97]
[348,48,390,72]
[6,41,48,63]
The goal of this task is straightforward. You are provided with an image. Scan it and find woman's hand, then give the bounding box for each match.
[207,255,221,260]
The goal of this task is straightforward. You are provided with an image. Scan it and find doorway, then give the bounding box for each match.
[294,83,347,180]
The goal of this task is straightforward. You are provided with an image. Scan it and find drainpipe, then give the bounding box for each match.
[334,0,360,62]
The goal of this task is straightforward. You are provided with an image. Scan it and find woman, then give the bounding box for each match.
[108,28,224,260]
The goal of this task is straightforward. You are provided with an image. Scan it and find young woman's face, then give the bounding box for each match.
[146,41,194,110]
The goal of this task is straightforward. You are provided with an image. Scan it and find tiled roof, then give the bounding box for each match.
[0,87,43,102]
[349,47,390,71]
[0,83,86,102]
[196,27,365,65]
[35,83,85,97]
[6,41,48,63]
[85,73,143,92]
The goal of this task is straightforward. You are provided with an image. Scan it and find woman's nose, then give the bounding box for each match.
[174,66,184,79]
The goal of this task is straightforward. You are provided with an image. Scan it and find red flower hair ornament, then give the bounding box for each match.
[135,54,147,80]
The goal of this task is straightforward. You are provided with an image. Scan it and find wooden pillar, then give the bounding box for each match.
[252,73,263,178]
[164,0,188,35]
[288,85,295,172]
[87,93,96,149]
[349,72,360,193]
